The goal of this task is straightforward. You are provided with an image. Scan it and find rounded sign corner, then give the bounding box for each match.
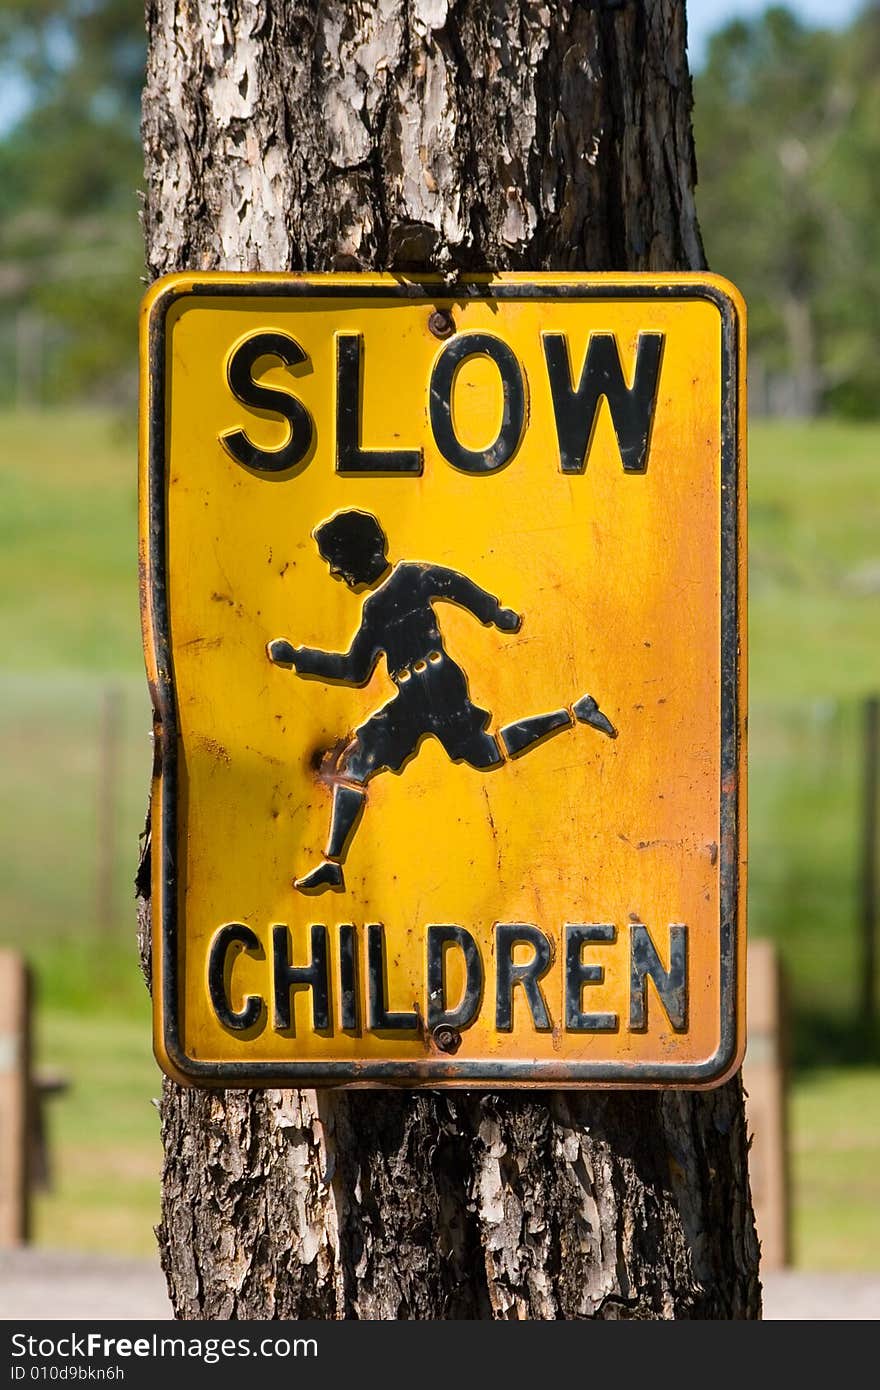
[153,1023,212,1090]
[140,270,202,327]
[696,272,748,333]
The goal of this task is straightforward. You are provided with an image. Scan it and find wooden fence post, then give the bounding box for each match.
[860,695,879,1028]
[0,950,31,1246]
[743,939,790,1270]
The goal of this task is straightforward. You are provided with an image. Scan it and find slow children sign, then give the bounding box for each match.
[139,272,746,1088]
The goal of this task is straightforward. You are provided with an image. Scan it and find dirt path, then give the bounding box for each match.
[1,1251,877,1320]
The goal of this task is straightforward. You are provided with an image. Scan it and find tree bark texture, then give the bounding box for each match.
[140,0,761,1318]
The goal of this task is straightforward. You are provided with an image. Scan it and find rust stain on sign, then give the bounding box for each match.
[139,271,747,1090]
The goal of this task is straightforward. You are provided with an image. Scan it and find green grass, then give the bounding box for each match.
[1,409,879,1265]
[2,412,875,695]
[747,699,871,1059]
[749,420,880,701]
[747,422,880,1059]
[32,1009,162,1257]
[0,410,142,673]
[0,671,152,980]
[789,1067,880,1270]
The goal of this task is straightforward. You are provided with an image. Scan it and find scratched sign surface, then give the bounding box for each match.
[140,272,746,1088]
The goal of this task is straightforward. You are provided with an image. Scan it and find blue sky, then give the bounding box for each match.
[686,0,865,67]
[0,1,870,136]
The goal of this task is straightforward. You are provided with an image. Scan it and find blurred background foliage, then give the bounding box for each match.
[3,3,880,415]
[695,3,880,418]
[0,0,143,404]
[0,1,878,1265]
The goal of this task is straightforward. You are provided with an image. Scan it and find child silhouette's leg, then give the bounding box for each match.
[500,708,572,757]
[572,694,617,738]
[499,694,617,758]
[294,781,365,893]
[294,698,412,894]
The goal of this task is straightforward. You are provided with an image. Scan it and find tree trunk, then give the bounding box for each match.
[780,290,819,418]
[139,0,761,1319]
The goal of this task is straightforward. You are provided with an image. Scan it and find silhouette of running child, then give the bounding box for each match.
[267,509,617,893]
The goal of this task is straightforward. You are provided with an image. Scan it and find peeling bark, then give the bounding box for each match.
[141,0,761,1319]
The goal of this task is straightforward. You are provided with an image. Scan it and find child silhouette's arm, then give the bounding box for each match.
[267,616,380,684]
[427,564,521,632]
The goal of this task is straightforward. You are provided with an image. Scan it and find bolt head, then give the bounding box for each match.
[428,309,455,340]
[432,1024,462,1053]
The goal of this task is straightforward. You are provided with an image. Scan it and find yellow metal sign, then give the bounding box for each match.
[139,272,746,1089]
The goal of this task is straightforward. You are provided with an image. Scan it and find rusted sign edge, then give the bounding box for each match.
[139,273,746,1089]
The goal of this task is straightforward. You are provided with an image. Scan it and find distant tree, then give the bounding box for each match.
[819,2,880,417]
[0,0,144,404]
[694,2,880,418]
[4,1,879,417]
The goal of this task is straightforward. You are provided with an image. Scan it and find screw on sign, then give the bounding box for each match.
[139,271,746,1089]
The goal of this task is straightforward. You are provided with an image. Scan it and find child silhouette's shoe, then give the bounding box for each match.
[294,860,344,893]
[267,638,297,666]
[572,694,617,738]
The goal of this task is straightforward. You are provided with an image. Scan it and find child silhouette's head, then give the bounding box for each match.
[313,510,388,588]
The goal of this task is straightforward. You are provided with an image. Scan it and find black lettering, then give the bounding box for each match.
[338,923,359,1031]
[629,923,688,1031]
[220,331,314,472]
[272,923,330,1031]
[429,333,525,473]
[207,923,264,1032]
[426,925,483,1030]
[565,923,618,1031]
[367,923,419,1030]
[336,334,423,474]
[543,331,664,474]
[495,923,552,1031]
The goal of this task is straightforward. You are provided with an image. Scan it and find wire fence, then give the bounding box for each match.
[0,673,151,1010]
[749,696,878,1062]
[0,677,876,1059]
